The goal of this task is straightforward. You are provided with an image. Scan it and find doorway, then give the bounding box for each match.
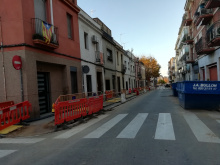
[86,75,92,93]
[37,72,51,114]
[97,72,103,92]
[117,77,121,93]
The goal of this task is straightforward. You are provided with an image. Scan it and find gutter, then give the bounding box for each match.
[0,17,7,101]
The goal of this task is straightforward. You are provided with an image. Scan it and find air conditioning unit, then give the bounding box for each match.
[216,27,220,36]
[200,8,210,15]
[92,35,98,43]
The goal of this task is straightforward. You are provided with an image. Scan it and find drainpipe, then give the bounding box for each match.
[50,0,54,32]
[0,17,7,101]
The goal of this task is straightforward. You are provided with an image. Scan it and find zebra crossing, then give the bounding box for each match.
[116,113,148,139]
[0,112,220,159]
[154,113,175,140]
[54,112,220,143]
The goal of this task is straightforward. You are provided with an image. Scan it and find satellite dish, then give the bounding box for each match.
[82,65,90,74]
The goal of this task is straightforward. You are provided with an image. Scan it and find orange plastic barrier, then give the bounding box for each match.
[0,101,32,131]
[88,95,103,115]
[105,90,113,100]
[0,101,14,109]
[54,98,88,125]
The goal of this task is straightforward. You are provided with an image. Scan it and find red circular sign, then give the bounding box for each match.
[12,55,22,70]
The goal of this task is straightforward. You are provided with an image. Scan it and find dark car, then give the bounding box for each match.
[165,84,171,88]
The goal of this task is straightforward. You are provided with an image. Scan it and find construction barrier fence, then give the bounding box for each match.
[0,101,32,131]
[0,101,14,110]
[54,95,103,126]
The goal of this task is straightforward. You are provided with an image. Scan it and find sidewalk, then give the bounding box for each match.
[1,91,148,138]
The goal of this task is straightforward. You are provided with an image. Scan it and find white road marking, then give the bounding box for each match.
[184,112,220,143]
[0,138,45,144]
[216,120,220,124]
[84,114,127,138]
[54,114,109,139]
[155,113,175,140]
[117,113,148,139]
[0,150,17,159]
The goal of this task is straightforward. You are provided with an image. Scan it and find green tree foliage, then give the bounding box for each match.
[139,56,161,82]
[158,79,166,84]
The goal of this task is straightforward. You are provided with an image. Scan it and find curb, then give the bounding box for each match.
[2,91,152,138]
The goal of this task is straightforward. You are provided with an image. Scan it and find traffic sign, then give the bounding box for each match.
[12,55,22,70]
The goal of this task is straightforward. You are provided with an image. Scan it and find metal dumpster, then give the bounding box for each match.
[171,83,178,97]
[176,81,220,109]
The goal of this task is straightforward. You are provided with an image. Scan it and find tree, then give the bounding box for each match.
[139,56,161,83]
[158,79,166,84]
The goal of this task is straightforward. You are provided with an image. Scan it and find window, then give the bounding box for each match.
[107,49,112,61]
[84,32,88,49]
[67,13,73,39]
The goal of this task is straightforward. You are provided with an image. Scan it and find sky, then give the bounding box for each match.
[78,0,186,77]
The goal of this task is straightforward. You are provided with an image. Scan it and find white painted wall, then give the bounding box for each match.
[78,9,104,94]
[198,49,220,81]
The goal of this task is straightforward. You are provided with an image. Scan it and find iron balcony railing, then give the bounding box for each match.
[32,18,59,45]
[194,8,213,26]
[184,11,193,26]
[195,37,215,55]
[121,64,126,74]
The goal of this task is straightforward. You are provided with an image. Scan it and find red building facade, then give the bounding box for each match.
[0,0,82,119]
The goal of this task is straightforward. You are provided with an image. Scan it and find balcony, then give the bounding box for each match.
[95,51,104,65]
[180,28,189,43]
[186,53,195,64]
[121,64,126,74]
[179,45,189,61]
[205,0,220,9]
[195,37,215,55]
[206,21,220,47]
[184,12,192,26]
[32,18,59,49]
[185,36,194,44]
[194,8,213,26]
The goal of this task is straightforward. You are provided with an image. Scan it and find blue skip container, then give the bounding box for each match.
[171,83,178,97]
[177,81,220,110]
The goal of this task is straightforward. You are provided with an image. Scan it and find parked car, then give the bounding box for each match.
[165,84,171,88]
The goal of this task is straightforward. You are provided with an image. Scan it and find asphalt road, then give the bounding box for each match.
[1,88,220,165]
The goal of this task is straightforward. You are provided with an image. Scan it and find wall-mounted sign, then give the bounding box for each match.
[12,55,22,70]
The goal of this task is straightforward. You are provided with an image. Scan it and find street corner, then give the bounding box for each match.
[3,120,55,138]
